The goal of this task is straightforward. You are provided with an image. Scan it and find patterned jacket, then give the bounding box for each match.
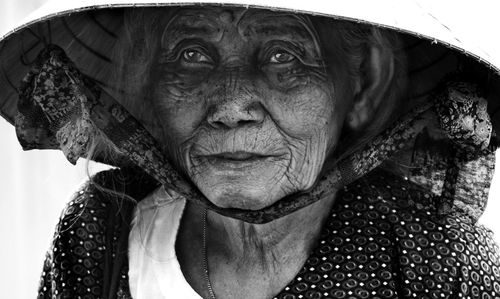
[37,167,500,299]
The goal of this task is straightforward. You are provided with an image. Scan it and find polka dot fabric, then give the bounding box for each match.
[276,169,500,299]
[37,168,500,298]
[38,189,108,298]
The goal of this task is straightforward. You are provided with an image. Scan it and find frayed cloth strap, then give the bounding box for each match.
[15,45,199,194]
[16,45,496,224]
[16,44,100,162]
[435,81,493,151]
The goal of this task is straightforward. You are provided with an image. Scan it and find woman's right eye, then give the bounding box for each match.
[268,50,297,64]
[180,49,213,64]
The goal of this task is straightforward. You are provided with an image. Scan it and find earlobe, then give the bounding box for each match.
[346,42,395,131]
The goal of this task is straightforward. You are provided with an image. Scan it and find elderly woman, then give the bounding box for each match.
[1,2,500,299]
[116,7,403,299]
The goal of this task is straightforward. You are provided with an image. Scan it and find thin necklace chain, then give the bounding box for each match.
[203,209,217,299]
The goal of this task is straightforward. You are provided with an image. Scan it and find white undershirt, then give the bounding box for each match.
[128,186,202,299]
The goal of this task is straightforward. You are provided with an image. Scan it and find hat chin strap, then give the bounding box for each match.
[16,45,495,224]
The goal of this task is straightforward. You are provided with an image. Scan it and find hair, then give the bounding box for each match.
[88,7,408,174]
[107,8,175,133]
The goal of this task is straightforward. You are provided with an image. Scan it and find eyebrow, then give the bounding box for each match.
[167,22,310,40]
[161,15,221,49]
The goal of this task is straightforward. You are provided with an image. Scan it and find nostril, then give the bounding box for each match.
[239,119,256,125]
[207,102,265,129]
[209,115,255,129]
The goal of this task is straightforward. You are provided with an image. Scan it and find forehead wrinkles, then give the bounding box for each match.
[237,11,319,43]
[161,9,322,51]
[161,9,223,49]
[237,10,324,63]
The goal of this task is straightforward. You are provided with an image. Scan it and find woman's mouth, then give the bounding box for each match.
[198,151,282,170]
[212,151,266,161]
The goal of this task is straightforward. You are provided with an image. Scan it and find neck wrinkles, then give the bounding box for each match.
[206,190,338,267]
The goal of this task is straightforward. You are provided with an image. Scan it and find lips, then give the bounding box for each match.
[212,151,266,161]
[197,151,280,170]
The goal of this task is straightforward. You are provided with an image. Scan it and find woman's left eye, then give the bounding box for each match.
[181,49,212,64]
[269,50,296,64]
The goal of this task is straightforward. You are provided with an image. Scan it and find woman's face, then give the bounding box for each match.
[151,8,351,210]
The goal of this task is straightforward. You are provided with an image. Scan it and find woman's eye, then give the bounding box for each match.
[269,50,296,64]
[181,49,212,64]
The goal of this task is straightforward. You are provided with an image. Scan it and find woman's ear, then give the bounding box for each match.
[346,42,395,131]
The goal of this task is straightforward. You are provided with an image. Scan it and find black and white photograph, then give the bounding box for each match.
[1,1,500,298]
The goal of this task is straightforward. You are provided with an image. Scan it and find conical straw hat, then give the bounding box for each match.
[1,0,499,129]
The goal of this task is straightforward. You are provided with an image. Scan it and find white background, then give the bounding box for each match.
[0,1,499,298]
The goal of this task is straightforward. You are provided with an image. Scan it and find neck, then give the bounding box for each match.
[206,191,337,271]
[176,189,339,299]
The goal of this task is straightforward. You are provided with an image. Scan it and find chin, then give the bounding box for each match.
[204,185,281,211]
[187,157,290,211]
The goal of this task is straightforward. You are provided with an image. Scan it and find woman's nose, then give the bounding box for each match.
[207,94,265,129]
[207,67,266,129]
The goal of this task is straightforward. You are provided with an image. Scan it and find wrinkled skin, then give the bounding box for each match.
[151,8,351,211]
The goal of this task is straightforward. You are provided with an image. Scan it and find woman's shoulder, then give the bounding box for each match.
[51,167,159,240]
[38,167,158,298]
[337,167,476,223]
[333,167,498,243]
[283,168,500,298]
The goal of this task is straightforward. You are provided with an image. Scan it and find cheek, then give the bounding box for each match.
[151,83,209,160]
[264,83,339,145]
[258,82,344,190]
[150,66,214,142]
[260,65,340,144]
